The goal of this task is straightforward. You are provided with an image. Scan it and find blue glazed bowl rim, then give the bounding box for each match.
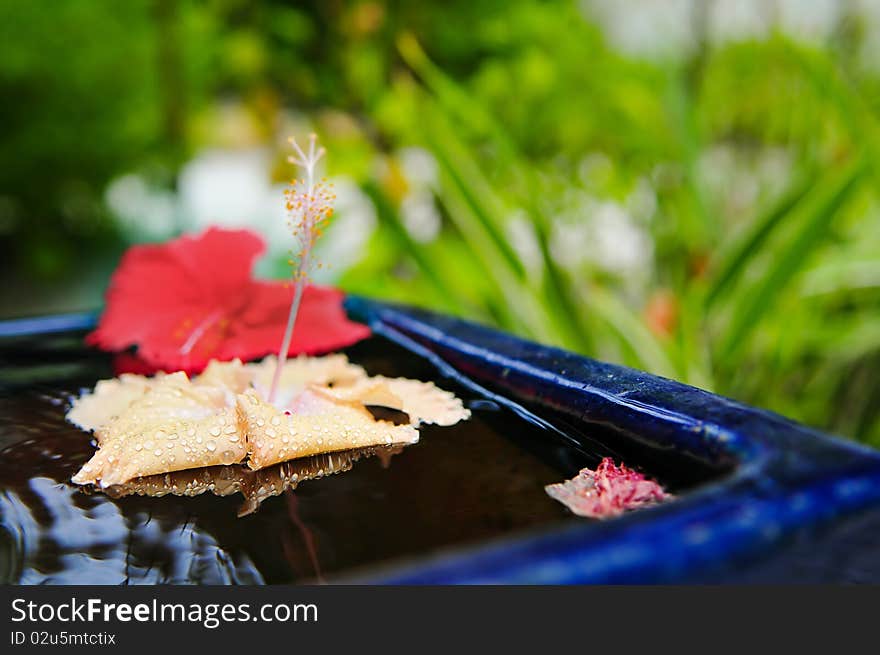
[4,302,880,583]
[342,296,880,583]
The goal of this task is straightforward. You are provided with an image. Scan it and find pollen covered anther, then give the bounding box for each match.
[269,134,337,403]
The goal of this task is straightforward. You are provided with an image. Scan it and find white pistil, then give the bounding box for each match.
[268,134,332,404]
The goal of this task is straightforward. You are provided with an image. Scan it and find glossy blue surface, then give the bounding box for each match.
[344,297,880,583]
[0,312,97,338]
[4,303,880,583]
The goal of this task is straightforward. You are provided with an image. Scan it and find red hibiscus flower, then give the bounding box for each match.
[87,227,370,373]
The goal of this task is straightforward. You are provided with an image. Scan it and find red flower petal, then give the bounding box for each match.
[545,458,671,519]
[88,227,370,372]
[111,352,166,376]
[218,282,370,363]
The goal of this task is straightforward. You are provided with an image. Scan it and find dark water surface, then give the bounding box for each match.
[0,332,622,584]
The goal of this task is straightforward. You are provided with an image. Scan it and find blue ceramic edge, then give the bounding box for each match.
[5,305,880,582]
[344,296,880,583]
[0,312,97,338]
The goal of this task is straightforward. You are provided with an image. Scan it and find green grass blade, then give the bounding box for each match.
[421,104,526,280]
[706,168,816,308]
[429,150,562,341]
[583,286,678,379]
[716,159,864,360]
[361,181,462,311]
[800,259,880,296]
[399,35,594,351]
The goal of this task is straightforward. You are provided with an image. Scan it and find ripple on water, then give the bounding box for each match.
[0,338,602,584]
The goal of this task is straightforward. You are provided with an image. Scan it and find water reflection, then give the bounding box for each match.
[0,478,264,584]
[99,446,404,517]
[0,337,584,584]
[0,425,403,583]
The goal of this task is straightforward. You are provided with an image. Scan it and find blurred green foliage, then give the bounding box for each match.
[0,0,878,445]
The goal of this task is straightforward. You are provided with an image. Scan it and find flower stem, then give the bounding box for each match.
[268,251,309,404]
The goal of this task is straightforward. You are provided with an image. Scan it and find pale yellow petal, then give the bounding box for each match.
[310,380,404,412]
[68,354,466,489]
[72,406,247,488]
[237,389,418,470]
[96,372,227,432]
[194,358,251,395]
[381,377,470,426]
[314,376,469,426]
[246,354,367,407]
[66,373,154,435]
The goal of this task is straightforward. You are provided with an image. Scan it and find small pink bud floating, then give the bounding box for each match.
[545,457,672,519]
